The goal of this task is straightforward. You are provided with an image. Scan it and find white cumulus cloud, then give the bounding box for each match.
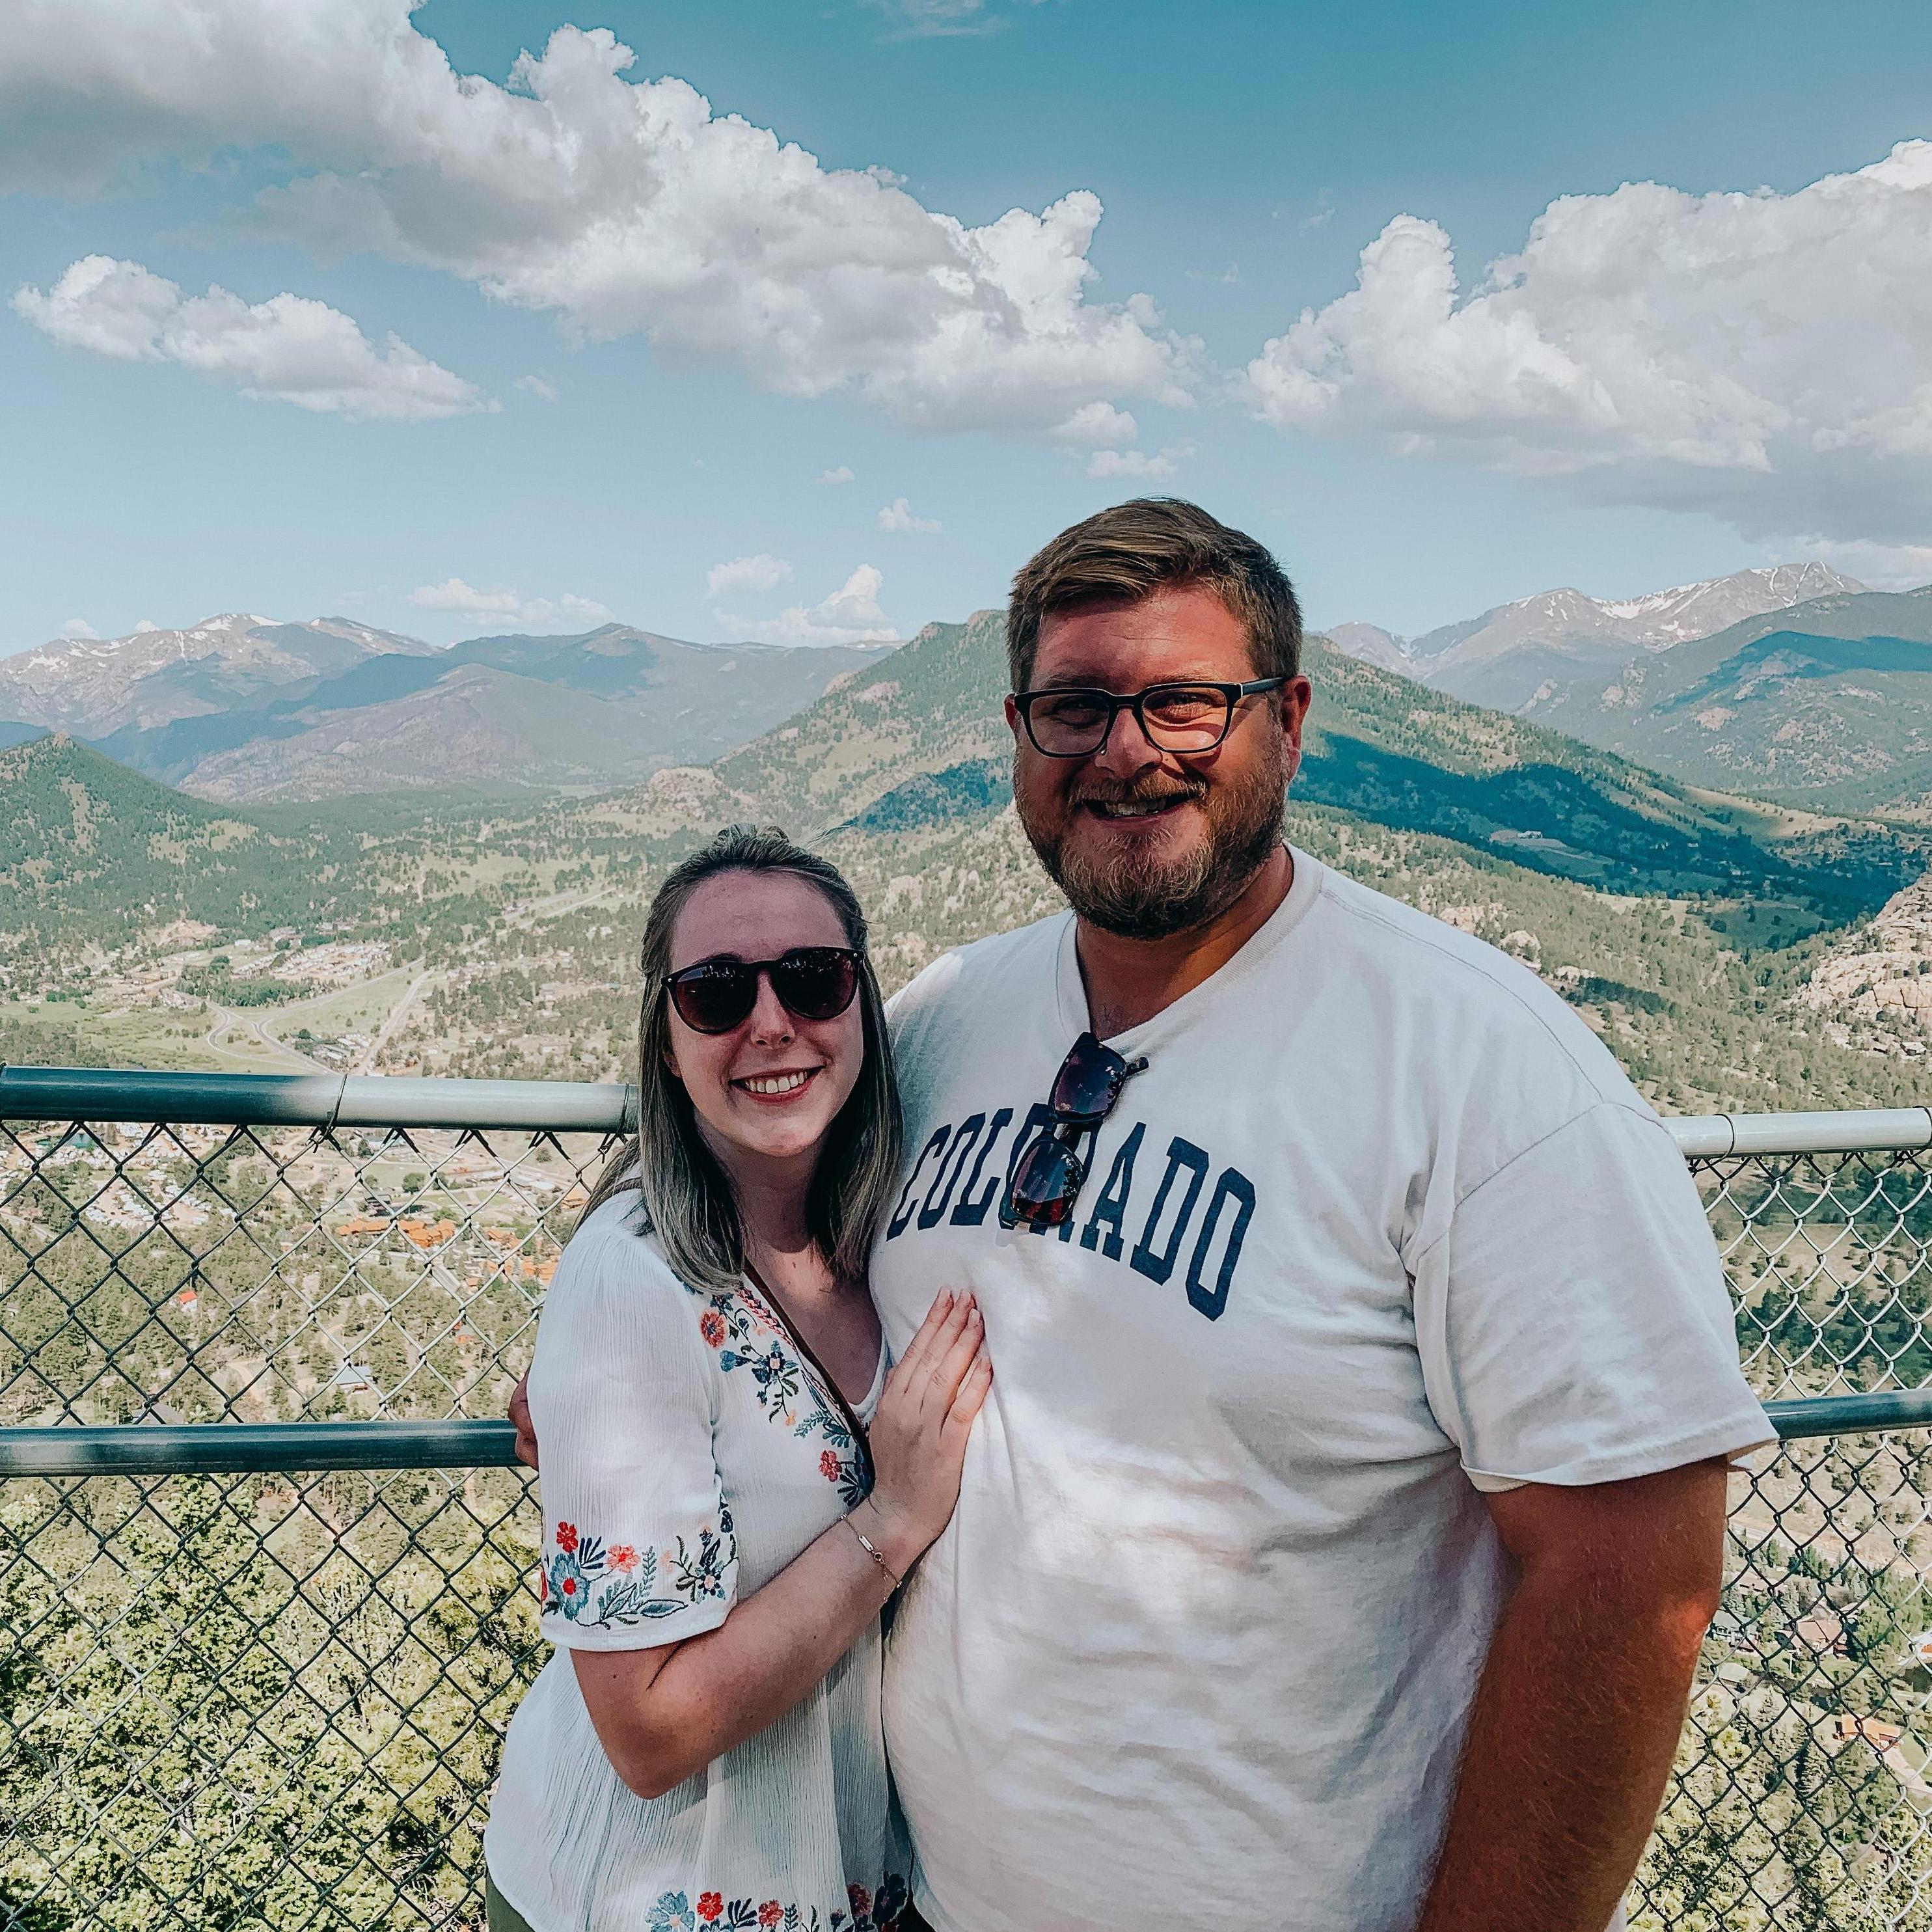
[1087,444,1191,480]
[815,465,855,486]
[1052,401,1139,446]
[515,374,558,401]
[878,497,941,534]
[12,255,489,420]
[408,579,616,631]
[1244,143,1932,546]
[0,1,1191,439]
[706,554,793,600]
[718,565,899,646]
[59,618,98,640]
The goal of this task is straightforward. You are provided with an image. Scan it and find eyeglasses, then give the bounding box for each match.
[1000,1031,1147,1230]
[664,947,862,1035]
[1013,677,1287,759]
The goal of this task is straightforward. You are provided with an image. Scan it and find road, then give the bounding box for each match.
[357,968,435,1072]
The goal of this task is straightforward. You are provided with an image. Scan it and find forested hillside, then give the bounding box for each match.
[5,616,1931,1119]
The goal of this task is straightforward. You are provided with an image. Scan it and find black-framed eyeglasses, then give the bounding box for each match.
[1013,677,1287,759]
[664,947,862,1035]
[1001,1031,1147,1231]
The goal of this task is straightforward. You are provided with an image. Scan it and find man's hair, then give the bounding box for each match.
[1006,498,1303,690]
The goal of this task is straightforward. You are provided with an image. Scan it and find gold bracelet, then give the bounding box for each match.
[843,1511,903,1588]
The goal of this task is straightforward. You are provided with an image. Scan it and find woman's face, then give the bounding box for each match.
[664,869,867,1177]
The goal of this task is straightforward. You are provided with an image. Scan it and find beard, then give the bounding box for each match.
[1020,745,1289,942]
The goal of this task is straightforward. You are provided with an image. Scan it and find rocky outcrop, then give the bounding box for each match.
[1795,873,1932,1054]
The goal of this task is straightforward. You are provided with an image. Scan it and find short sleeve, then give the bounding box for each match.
[525,1204,739,1651]
[1413,1102,1775,1491]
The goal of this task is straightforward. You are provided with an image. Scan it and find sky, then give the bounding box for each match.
[6,0,1932,657]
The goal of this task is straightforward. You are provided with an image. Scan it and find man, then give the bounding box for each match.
[518,499,1771,1932]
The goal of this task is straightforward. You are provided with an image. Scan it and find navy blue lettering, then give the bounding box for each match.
[948,1108,1014,1226]
[886,1126,951,1240]
[1129,1137,1210,1285]
[1079,1121,1145,1260]
[1184,1167,1255,1320]
[918,1113,985,1229]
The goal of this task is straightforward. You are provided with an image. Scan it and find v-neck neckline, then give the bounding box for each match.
[738,1260,885,1422]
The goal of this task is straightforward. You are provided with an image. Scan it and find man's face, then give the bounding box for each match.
[1007,583,1313,942]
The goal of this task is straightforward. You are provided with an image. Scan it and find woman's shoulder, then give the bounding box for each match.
[545,1192,707,1341]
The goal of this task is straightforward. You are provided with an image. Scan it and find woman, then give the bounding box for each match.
[484,824,990,1932]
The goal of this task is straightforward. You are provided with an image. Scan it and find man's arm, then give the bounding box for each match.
[1416,1456,1728,1932]
[510,1371,536,1469]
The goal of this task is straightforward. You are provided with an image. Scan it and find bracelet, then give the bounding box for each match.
[843,1511,903,1588]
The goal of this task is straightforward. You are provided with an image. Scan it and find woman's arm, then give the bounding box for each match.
[571,1290,990,1800]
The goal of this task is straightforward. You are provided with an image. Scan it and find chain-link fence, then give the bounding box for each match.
[6,1073,1932,1930]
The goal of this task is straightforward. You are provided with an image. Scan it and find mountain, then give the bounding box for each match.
[0,614,430,739]
[1515,586,1932,815]
[625,606,1924,926]
[1333,565,1864,712]
[0,615,895,801]
[0,733,365,960]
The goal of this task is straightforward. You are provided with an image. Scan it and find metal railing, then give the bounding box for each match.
[7,1071,1932,1929]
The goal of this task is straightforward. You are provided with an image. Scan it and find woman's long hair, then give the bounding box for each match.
[577,824,903,1292]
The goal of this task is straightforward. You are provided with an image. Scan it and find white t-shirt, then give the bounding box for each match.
[871,847,1771,1932]
[485,1196,912,1932]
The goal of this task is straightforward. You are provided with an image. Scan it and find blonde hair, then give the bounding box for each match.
[577,825,903,1292]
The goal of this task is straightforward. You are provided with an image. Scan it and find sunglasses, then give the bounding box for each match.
[1000,1031,1147,1230]
[664,947,862,1035]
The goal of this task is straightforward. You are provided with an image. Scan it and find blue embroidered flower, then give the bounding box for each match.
[647,1892,696,1932]
[696,1286,871,1499]
[546,1545,597,1618]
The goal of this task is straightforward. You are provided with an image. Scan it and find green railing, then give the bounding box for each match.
[7,1069,1932,1929]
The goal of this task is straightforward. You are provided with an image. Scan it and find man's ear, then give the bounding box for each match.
[1003,692,1022,739]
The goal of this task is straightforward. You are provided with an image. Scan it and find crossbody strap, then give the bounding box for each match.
[740,1259,875,1486]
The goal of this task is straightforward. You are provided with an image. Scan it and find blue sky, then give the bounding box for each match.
[5,0,1932,658]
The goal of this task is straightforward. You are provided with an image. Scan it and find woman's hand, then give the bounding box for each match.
[856,1289,992,1578]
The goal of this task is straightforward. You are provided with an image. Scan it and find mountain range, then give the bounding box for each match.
[1328,564,1932,816]
[16,557,1932,816]
[0,614,892,799]
[1330,564,1863,711]
[620,607,1921,925]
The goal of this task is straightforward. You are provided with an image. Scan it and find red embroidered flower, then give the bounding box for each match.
[698,1895,723,1923]
[609,1545,639,1573]
[847,1884,871,1916]
[560,1575,577,1597]
[819,1450,842,1482]
[536,1568,548,1604]
[556,1521,578,1554]
[700,1309,727,1347]
[759,1903,783,1928]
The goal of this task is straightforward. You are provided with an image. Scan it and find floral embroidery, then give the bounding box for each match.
[542,1510,734,1629]
[690,1282,871,1506]
[841,1875,909,1932]
[646,1873,906,1932]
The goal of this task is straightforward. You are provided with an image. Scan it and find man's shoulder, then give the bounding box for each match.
[1303,859,1641,1111]
[886,910,1068,1037]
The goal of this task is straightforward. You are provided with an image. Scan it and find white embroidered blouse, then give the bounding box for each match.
[484,1195,910,1932]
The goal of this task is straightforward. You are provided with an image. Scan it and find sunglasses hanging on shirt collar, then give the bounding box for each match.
[1000,1031,1148,1231]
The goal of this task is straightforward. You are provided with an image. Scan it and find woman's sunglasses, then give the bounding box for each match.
[664,947,862,1035]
